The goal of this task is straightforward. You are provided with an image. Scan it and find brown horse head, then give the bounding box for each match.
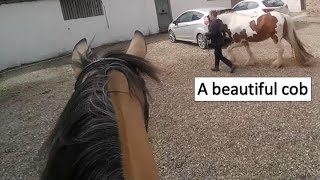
[40,31,160,180]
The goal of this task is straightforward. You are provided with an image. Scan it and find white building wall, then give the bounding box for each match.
[169,0,232,20]
[282,0,302,12]
[0,0,159,71]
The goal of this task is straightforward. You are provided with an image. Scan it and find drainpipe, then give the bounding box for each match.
[102,2,110,29]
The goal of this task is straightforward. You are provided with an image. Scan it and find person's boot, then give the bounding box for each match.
[211,66,220,71]
[211,61,220,71]
[230,65,236,73]
[211,59,220,71]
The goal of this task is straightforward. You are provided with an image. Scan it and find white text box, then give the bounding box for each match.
[195,77,312,102]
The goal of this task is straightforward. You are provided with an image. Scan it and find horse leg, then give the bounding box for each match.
[225,45,234,62]
[244,42,256,66]
[226,42,244,63]
[271,38,285,68]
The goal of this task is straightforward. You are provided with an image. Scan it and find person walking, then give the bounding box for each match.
[205,10,236,73]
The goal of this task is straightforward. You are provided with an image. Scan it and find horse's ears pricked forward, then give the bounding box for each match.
[126,30,147,58]
[71,31,147,78]
[71,38,93,78]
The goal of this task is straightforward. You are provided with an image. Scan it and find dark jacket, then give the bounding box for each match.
[205,18,226,47]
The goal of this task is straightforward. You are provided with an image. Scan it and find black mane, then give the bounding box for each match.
[218,8,235,15]
[40,52,159,180]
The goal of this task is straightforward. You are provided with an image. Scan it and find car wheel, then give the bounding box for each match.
[169,30,176,43]
[197,33,207,49]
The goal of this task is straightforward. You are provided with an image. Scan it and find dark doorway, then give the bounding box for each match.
[154,0,173,33]
[301,0,306,10]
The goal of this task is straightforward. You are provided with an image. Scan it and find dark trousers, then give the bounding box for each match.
[214,45,233,68]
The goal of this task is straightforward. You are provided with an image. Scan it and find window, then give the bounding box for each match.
[191,12,204,21]
[59,0,104,20]
[233,2,248,11]
[247,2,259,9]
[262,0,284,7]
[176,12,193,23]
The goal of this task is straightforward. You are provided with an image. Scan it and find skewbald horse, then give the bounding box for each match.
[216,10,313,67]
[39,31,160,180]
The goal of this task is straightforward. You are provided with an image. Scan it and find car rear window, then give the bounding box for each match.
[262,0,284,7]
[191,11,204,21]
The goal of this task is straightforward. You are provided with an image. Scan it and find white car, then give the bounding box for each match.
[168,1,290,49]
[232,0,290,17]
[168,7,226,49]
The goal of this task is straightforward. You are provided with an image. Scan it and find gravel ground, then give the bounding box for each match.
[0,20,320,180]
[306,0,320,16]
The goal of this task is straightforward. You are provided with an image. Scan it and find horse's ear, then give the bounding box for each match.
[71,38,92,78]
[126,31,147,58]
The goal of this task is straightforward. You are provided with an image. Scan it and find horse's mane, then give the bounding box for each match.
[39,51,159,180]
[217,8,253,20]
[217,8,235,15]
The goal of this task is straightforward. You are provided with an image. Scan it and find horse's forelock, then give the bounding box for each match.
[77,52,159,126]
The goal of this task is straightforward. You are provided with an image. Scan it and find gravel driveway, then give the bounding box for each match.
[0,19,319,180]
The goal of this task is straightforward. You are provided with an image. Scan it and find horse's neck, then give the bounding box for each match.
[217,14,232,25]
[107,70,159,180]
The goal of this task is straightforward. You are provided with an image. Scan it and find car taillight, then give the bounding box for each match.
[204,16,209,25]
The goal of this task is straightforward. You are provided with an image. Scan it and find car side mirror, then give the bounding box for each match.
[173,21,178,25]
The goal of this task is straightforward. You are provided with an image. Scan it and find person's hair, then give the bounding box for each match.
[210,10,218,17]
